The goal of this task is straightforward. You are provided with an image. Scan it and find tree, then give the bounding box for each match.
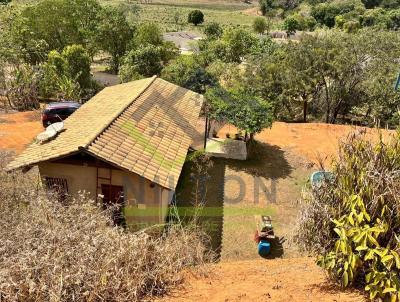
[135,23,164,46]
[161,55,217,94]
[204,22,223,40]
[0,0,11,5]
[119,45,163,81]
[62,45,92,90]
[206,86,273,141]
[13,0,101,61]
[4,64,40,110]
[361,0,382,8]
[311,2,355,27]
[220,27,258,63]
[253,17,269,34]
[96,6,134,73]
[259,0,273,16]
[39,45,95,100]
[188,10,204,26]
[283,15,301,36]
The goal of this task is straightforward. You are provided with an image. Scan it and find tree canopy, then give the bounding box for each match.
[188,10,204,26]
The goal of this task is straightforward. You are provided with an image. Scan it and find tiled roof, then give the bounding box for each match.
[7,77,204,190]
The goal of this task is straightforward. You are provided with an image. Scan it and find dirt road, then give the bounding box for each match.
[160,257,366,302]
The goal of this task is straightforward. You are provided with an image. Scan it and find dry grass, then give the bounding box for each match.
[0,153,210,302]
[294,130,400,254]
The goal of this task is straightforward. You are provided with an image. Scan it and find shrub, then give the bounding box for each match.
[0,159,209,301]
[283,15,301,35]
[188,10,204,26]
[295,131,400,301]
[311,1,356,27]
[259,0,273,16]
[253,17,269,34]
[4,64,40,111]
[135,22,164,46]
[119,45,163,81]
[362,0,382,8]
[39,45,95,101]
[62,45,92,90]
[204,22,223,40]
[161,55,217,94]
[343,20,361,32]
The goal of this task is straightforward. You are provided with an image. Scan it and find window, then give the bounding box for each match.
[44,177,68,201]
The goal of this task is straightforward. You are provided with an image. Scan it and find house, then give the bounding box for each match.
[7,76,204,229]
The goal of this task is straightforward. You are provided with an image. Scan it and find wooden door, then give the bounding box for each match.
[101,184,125,226]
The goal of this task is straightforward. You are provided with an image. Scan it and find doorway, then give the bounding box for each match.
[101,184,125,226]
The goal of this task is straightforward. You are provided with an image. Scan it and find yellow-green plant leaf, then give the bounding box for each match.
[342,271,349,287]
[383,288,397,293]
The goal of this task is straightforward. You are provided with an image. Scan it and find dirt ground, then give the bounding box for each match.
[159,257,366,302]
[0,110,43,155]
[219,122,395,165]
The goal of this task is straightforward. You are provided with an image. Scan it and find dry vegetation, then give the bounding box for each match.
[295,131,400,300]
[0,152,210,302]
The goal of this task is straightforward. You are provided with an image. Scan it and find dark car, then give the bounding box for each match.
[42,102,81,127]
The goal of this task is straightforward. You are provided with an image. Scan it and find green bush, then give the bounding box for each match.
[204,22,223,40]
[188,10,204,26]
[253,17,269,34]
[311,1,356,27]
[343,20,361,32]
[39,45,94,101]
[296,131,400,301]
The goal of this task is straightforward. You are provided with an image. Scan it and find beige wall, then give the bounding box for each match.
[38,162,174,230]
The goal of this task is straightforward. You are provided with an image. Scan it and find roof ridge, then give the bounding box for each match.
[82,75,158,149]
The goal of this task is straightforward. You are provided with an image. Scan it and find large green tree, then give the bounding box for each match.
[161,55,217,94]
[12,0,101,63]
[206,86,273,140]
[96,6,134,73]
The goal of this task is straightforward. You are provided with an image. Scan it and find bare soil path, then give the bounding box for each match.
[159,257,366,302]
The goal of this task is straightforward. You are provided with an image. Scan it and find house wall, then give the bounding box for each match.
[38,162,174,230]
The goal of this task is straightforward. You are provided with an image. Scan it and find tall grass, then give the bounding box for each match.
[0,152,210,302]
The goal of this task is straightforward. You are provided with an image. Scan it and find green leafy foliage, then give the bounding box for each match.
[39,45,95,100]
[297,132,400,301]
[13,0,101,62]
[188,10,204,26]
[204,22,223,40]
[206,86,274,137]
[96,6,134,73]
[119,22,178,82]
[161,55,217,94]
[119,45,164,81]
[253,17,269,34]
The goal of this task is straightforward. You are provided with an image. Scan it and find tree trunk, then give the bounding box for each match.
[303,101,308,122]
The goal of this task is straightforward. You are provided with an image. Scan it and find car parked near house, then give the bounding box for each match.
[42,102,81,127]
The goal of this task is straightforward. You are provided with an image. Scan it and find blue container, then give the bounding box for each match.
[258,240,271,258]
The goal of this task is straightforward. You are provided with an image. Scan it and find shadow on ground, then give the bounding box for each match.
[174,156,226,260]
[173,142,298,261]
[223,141,293,179]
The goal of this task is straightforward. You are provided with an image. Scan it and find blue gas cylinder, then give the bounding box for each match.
[258,240,271,258]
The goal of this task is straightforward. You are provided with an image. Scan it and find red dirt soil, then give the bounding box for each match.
[160,257,366,302]
[219,121,395,164]
[0,111,42,155]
